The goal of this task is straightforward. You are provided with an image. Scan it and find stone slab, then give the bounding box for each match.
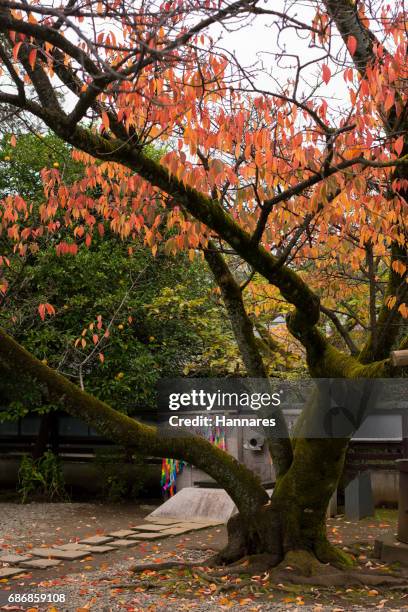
[161,527,195,535]
[30,547,89,560]
[56,542,116,554]
[132,523,169,532]
[129,532,166,540]
[0,567,26,578]
[20,559,61,569]
[56,543,90,550]
[0,554,32,564]
[171,522,213,530]
[111,539,136,548]
[182,519,223,526]
[79,536,114,545]
[146,487,236,523]
[107,529,135,538]
[84,545,117,554]
[375,534,408,566]
[144,518,184,525]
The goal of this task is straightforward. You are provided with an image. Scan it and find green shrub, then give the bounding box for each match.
[93,447,147,502]
[18,451,68,503]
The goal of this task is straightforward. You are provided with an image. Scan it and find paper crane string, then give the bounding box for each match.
[161,426,226,497]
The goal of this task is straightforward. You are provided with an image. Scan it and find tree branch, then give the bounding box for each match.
[204,242,293,478]
[320,304,359,356]
[0,327,269,515]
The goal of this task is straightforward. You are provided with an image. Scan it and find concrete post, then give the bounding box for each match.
[397,459,408,544]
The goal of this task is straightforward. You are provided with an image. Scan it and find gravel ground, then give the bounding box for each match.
[0,501,158,552]
[4,557,407,612]
[1,503,407,611]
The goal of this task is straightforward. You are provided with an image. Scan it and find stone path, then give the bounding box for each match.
[0,517,222,579]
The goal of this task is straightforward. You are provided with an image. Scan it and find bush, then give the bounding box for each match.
[17,451,68,503]
[93,447,148,502]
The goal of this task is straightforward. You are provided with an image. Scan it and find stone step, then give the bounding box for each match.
[30,547,89,561]
[20,559,61,570]
[129,532,166,540]
[110,539,136,548]
[0,554,32,564]
[79,536,114,545]
[0,567,26,578]
[131,523,169,532]
[107,529,135,538]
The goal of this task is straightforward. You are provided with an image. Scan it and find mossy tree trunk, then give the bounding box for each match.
[218,437,350,567]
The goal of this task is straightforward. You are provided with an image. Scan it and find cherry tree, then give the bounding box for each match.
[0,0,407,572]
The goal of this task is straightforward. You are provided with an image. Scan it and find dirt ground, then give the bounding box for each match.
[0,503,407,611]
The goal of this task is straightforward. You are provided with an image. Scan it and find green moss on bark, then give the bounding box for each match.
[0,328,269,516]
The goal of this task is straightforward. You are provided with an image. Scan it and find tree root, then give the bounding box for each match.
[267,551,405,588]
[270,569,406,587]
[315,540,355,569]
[129,559,215,573]
[125,549,408,593]
[210,553,279,575]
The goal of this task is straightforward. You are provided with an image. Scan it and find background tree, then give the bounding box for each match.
[0,133,251,421]
[0,0,407,574]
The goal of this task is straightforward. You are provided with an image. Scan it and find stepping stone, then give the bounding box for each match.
[161,527,195,535]
[56,543,90,551]
[79,536,114,545]
[111,539,136,548]
[107,529,135,538]
[187,519,223,526]
[0,567,25,578]
[0,554,32,564]
[57,543,116,554]
[132,524,169,532]
[129,532,166,540]
[20,559,61,569]
[173,522,210,530]
[144,518,183,525]
[30,548,89,560]
[81,545,117,554]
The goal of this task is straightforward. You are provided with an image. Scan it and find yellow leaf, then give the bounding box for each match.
[398,303,408,318]
[392,260,406,276]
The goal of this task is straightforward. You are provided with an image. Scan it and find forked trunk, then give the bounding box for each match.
[218,437,352,569]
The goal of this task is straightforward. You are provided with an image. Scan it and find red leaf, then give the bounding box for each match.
[101,112,110,131]
[45,302,55,316]
[38,303,46,321]
[347,35,357,56]
[394,135,404,156]
[99,353,104,363]
[28,48,37,69]
[322,64,331,85]
[384,91,394,112]
[12,42,23,61]
[38,302,55,320]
